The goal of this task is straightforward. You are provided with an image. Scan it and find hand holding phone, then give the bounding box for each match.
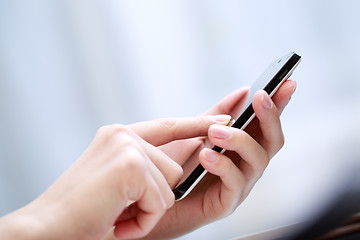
[173,52,301,200]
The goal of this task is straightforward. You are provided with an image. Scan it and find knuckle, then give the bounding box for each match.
[97,124,129,138]
[110,147,147,184]
[261,152,270,170]
[156,118,177,135]
[96,125,111,136]
[231,129,248,148]
[197,115,210,127]
[196,116,213,134]
[269,132,285,158]
[217,153,232,175]
[121,147,147,173]
[104,124,139,149]
[109,124,130,136]
[245,150,269,180]
[253,151,270,178]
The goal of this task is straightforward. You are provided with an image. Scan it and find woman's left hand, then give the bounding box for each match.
[132,80,297,239]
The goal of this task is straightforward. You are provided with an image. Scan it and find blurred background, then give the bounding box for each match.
[1,0,360,239]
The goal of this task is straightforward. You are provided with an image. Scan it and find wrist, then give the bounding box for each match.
[0,203,48,240]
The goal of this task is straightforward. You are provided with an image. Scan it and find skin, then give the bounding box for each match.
[130,80,297,239]
[0,80,296,240]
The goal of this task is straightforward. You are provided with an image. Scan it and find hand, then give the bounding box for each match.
[137,80,297,239]
[0,115,229,240]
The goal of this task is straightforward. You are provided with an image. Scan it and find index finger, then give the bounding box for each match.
[129,115,231,146]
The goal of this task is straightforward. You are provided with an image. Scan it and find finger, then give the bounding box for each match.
[158,137,204,166]
[252,90,284,158]
[272,80,297,115]
[113,171,167,239]
[125,126,187,189]
[117,129,177,204]
[240,80,296,144]
[129,115,231,146]
[199,148,247,210]
[153,87,248,165]
[208,124,269,177]
[102,228,115,240]
[141,140,184,189]
[204,87,250,117]
[115,202,140,223]
[146,154,176,206]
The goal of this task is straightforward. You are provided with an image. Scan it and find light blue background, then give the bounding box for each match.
[1,1,360,239]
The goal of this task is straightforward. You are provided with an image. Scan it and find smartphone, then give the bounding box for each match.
[173,52,302,201]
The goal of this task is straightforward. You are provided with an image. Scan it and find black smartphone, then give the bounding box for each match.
[173,52,302,201]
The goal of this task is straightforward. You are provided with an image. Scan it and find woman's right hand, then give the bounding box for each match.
[0,115,228,240]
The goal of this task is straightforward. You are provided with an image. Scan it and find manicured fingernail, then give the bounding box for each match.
[292,81,297,93]
[211,114,232,124]
[291,81,297,97]
[261,91,273,109]
[289,82,297,101]
[204,148,217,162]
[209,124,231,139]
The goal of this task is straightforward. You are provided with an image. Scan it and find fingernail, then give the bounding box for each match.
[211,114,232,124]
[261,91,273,110]
[204,148,217,163]
[209,124,231,139]
[292,81,297,93]
[289,82,297,101]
